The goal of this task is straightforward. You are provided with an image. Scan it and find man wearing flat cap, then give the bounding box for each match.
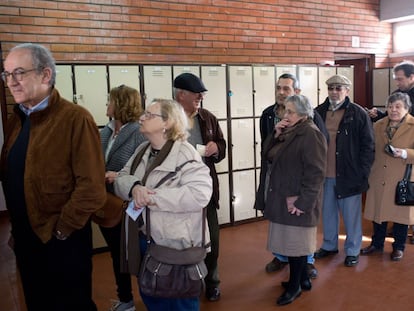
[173,72,226,302]
[314,74,374,268]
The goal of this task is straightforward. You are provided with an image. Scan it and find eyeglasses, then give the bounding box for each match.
[141,111,163,119]
[1,68,37,83]
[327,85,345,92]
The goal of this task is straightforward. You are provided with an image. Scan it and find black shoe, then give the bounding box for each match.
[281,279,312,291]
[314,248,339,259]
[344,255,359,267]
[206,287,221,302]
[360,245,383,255]
[276,288,302,306]
[306,263,318,279]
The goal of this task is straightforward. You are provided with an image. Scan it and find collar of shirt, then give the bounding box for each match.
[19,96,50,116]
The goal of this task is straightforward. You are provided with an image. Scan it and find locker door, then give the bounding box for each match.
[108,65,140,91]
[201,66,227,119]
[337,66,354,102]
[276,65,297,79]
[228,66,253,117]
[215,120,228,173]
[318,66,336,105]
[373,68,390,107]
[217,174,230,225]
[143,66,172,106]
[55,65,73,103]
[253,66,275,117]
[74,65,108,126]
[255,118,261,168]
[298,66,318,108]
[231,119,255,170]
[233,170,257,221]
[173,66,199,79]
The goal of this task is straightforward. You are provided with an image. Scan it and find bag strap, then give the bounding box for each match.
[404,164,412,181]
[145,160,206,248]
[130,142,151,176]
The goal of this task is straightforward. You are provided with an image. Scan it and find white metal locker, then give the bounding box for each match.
[217,174,230,225]
[298,66,318,108]
[373,68,390,107]
[108,65,140,91]
[55,65,73,103]
[143,66,172,106]
[215,120,229,173]
[337,66,354,102]
[253,66,275,117]
[228,66,253,118]
[201,66,227,119]
[276,65,297,80]
[233,170,257,221]
[318,66,336,105]
[173,66,199,79]
[255,118,261,168]
[74,65,108,127]
[231,119,255,170]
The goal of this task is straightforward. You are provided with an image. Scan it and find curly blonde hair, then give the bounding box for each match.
[109,85,143,124]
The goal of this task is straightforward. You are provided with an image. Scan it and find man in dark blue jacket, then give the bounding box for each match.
[314,74,375,267]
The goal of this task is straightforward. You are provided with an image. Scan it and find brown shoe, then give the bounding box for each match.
[361,245,383,255]
[265,257,288,273]
[306,263,318,279]
[390,249,403,261]
[410,235,414,245]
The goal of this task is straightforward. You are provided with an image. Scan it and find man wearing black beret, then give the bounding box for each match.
[174,73,226,302]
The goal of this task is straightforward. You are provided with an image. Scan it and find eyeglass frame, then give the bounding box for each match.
[1,68,39,83]
[141,110,164,120]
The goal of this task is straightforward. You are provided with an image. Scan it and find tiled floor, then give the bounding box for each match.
[1,213,414,311]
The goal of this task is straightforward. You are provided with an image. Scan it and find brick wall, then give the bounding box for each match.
[0,0,393,67]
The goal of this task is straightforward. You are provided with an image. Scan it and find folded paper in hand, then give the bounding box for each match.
[126,201,145,221]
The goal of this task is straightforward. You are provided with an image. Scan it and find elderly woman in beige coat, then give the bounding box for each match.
[362,92,414,261]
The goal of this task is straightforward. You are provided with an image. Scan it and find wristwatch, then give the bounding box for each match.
[54,230,68,240]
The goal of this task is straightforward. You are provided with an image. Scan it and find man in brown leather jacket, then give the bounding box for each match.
[0,43,106,311]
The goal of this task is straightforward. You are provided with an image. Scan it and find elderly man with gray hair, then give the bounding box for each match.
[314,75,375,267]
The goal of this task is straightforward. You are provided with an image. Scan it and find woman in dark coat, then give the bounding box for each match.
[255,94,327,306]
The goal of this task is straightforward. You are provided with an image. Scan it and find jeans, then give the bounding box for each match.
[320,178,362,256]
[274,253,315,264]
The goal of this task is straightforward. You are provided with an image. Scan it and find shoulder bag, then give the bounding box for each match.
[138,161,208,298]
[395,164,414,205]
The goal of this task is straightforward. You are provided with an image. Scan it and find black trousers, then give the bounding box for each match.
[204,203,220,289]
[100,222,133,302]
[12,218,96,311]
